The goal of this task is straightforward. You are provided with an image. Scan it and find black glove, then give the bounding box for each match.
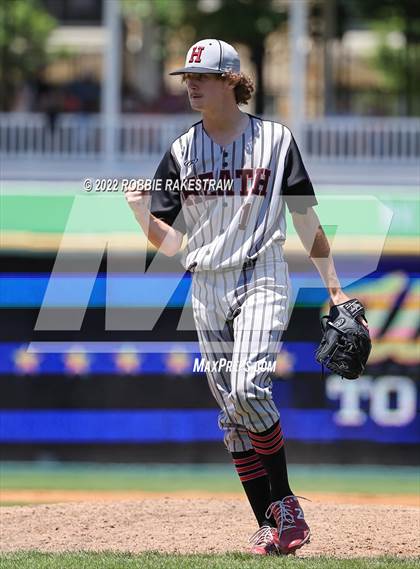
[315,299,371,380]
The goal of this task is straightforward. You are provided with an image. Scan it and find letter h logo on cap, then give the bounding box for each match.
[189,46,205,63]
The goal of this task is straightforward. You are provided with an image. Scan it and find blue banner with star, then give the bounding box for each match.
[0,341,316,375]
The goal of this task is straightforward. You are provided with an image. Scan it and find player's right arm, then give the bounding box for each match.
[125,190,183,256]
[125,147,186,256]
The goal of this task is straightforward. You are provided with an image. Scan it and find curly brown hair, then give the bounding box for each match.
[219,72,255,105]
[181,72,254,105]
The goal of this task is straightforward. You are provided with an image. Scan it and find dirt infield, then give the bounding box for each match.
[1,496,419,558]
[1,489,419,507]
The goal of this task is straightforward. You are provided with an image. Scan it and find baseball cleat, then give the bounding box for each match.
[249,523,280,555]
[265,495,311,555]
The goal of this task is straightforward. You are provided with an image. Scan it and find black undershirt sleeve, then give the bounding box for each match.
[282,137,318,214]
[150,149,186,234]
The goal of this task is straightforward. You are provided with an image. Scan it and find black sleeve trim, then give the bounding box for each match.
[284,184,318,213]
[150,149,186,234]
[282,137,318,213]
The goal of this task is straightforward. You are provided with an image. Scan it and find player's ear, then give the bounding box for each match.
[222,72,239,90]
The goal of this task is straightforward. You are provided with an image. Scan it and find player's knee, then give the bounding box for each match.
[230,385,255,413]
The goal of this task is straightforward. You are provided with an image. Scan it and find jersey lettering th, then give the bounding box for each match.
[151,115,316,271]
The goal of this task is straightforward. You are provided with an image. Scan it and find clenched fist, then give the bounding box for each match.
[124,189,151,213]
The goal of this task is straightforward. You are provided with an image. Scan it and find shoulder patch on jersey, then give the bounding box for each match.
[184,157,199,167]
[169,121,202,169]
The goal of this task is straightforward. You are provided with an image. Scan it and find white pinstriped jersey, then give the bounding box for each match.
[151,114,316,271]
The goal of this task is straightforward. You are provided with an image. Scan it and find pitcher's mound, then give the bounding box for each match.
[1,498,419,558]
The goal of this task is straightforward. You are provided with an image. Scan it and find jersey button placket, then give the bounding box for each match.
[220,147,229,216]
[222,148,228,168]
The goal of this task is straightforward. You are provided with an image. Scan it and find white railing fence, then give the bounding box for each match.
[0,113,196,159]
[1,113,419,162]
[303,118,420,162]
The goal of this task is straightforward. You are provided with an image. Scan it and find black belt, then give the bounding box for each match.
[242,256,258,270]
[187,256,258,274]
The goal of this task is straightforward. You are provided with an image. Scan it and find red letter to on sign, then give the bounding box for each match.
[189,46,205,63]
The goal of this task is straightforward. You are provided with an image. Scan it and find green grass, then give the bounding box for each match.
[0,553,419,569]
[1,463,419,495]
[2,191,419,238]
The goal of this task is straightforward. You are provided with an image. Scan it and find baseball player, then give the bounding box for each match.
[126,39,356,555]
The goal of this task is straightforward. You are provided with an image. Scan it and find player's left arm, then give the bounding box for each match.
[292,208,368,326]
[283,134,364,314]
[291,207,349,306]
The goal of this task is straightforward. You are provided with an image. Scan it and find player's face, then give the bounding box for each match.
[183,73,231,112]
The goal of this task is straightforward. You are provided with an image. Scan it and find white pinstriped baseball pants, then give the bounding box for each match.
[191,244,291,452]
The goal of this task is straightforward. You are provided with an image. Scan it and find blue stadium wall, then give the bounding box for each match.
[0,252,418,464]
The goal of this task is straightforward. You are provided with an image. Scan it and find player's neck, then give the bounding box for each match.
[201,106,248,147]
